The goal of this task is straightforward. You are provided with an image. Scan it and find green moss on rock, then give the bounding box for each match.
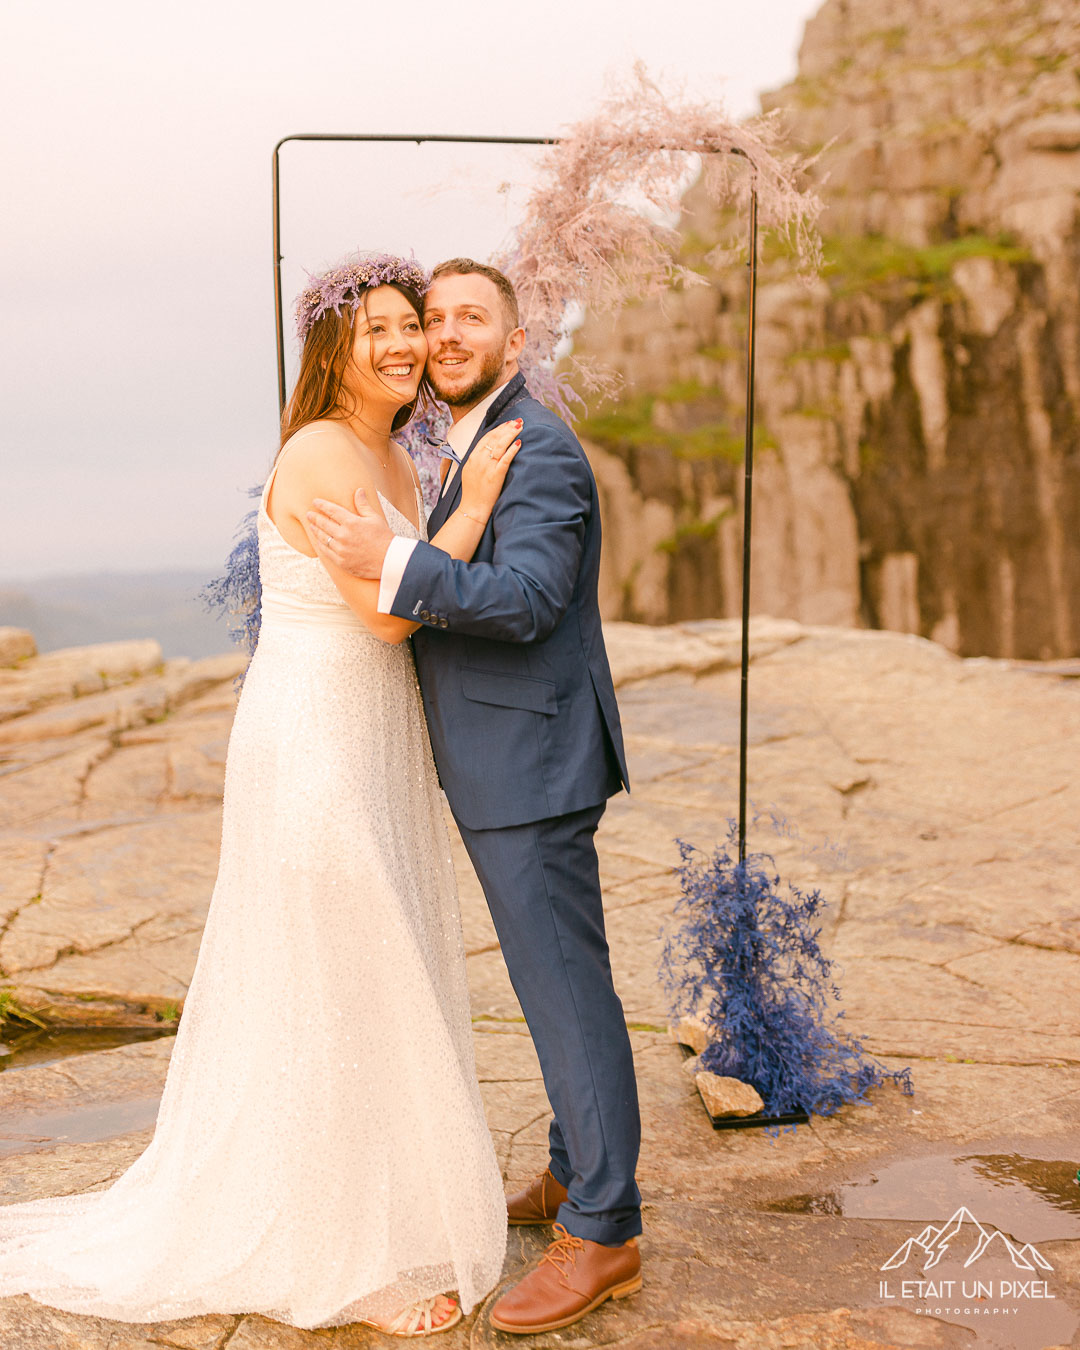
[824,232,1032,298]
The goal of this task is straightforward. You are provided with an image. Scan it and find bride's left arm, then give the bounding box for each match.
[425,420,522,557]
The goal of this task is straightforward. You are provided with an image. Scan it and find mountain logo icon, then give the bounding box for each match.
[881,1206,1054,1272]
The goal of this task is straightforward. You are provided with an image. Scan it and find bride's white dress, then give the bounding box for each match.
[0,450,507,1328]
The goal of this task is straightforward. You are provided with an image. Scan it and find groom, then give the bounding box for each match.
[308,259,642,1334]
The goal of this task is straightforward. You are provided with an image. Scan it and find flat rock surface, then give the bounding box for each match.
[0,619,1078,1349]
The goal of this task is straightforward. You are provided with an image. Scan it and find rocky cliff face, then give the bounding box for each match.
[576,0,1080,658]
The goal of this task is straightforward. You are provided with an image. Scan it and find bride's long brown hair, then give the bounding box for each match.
[278,280,430,451]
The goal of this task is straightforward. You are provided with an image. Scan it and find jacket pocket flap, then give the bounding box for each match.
[460,667,557,715]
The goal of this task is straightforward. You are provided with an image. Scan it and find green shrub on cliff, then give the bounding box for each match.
[824,232,1031,297]
[578,380,776,463]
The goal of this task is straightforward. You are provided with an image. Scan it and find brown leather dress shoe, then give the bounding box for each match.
[490,1222,641,1334]
[505,1168,569,1226]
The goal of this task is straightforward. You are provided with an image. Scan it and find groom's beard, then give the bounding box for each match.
[427,343,505,408]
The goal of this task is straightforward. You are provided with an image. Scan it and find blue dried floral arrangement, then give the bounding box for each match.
[200,486,263,664]
[660,824,913,1122]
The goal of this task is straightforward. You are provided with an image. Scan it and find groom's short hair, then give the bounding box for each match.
[430,258,520,332]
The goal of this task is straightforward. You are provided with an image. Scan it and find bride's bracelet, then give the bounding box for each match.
[460,508,490,525]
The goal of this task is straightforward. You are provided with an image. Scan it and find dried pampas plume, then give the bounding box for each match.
[492,64,824,418]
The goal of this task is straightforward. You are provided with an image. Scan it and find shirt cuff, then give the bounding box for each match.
[377,536,419,615]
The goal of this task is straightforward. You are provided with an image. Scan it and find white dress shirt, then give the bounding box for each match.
[376,380,512,615]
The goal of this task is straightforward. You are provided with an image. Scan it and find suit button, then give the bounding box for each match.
[418,609,429,622]
[439,617,449,629]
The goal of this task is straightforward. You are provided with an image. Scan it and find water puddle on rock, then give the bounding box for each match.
[762,1142,1080,1350]
[763,1145,1080,1241]
[0,1098,162,1156]
[0,1025,175,1074]
[0,1027,174,1155]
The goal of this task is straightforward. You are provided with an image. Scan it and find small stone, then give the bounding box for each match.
[694,1072,764,1119]
[669,1015,710,1055]
[680,1053,701,1077]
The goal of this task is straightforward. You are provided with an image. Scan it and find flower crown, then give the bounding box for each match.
[295,251,430,344]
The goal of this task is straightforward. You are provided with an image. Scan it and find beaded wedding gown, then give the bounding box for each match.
[0,450,507,1329]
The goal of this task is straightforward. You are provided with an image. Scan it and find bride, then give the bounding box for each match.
[0,253,522,1338]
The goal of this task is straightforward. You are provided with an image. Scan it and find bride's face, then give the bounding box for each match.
[343,285,427,412]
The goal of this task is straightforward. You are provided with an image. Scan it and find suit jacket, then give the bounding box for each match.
[391,373,629,830]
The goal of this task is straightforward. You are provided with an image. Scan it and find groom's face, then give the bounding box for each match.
[423,273,514,409]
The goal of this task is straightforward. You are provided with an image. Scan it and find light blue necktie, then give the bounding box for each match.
[437,442,461,498]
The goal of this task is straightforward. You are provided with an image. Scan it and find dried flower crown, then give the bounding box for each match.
[295,251,430,343]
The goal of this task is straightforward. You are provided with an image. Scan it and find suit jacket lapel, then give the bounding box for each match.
[426,373,528,536]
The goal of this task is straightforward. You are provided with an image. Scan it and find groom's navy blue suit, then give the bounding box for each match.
[389,372,641,1245]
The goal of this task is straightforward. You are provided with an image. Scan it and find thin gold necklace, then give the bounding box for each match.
[342,417,391,470]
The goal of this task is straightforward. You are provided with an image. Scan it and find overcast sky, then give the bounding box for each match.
[1,0,820,581]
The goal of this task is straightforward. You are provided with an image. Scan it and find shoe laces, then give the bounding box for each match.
[540,1222,586,1280]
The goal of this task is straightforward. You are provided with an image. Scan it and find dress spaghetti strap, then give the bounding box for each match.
[262,426,332,510]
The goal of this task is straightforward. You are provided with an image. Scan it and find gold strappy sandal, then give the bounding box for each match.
[359,1294,463,1338]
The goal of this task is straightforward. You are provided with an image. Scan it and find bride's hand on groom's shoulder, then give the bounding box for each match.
[307,492,392,580]
[460,418,523,516]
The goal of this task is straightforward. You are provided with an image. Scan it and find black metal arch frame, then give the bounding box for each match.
[271,132,759,861]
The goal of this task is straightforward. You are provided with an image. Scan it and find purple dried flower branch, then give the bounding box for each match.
[199,485,264,673]
[295,250,430,344]
[494,65,823,411]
